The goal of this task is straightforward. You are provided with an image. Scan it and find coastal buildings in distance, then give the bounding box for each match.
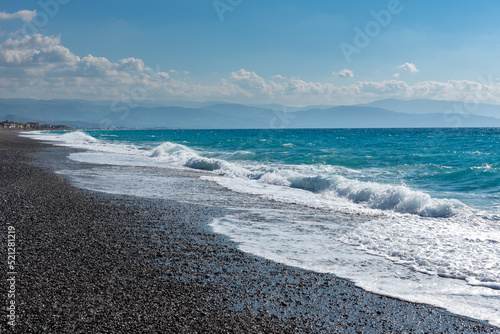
[0,120,71,130]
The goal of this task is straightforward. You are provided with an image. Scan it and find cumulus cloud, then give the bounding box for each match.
[335,69,354,78]
[392,73,400,79]
[0,34,77,67]
[398,62,419,73]
[0,34,159,98]
[0,10,36,22]
[229,69,270,94]
[1,34,499,105]
[118,57,145,72]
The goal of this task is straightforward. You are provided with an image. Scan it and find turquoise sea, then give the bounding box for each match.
[23,128,500,326]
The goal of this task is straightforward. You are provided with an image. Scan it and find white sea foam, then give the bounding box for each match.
[20,130,98,144]
[251,170,460,218]
[20,131,142,155]
[341,213,500,288]
[150,141,251,176]
[324,176,462,217]
[258,172,292,186]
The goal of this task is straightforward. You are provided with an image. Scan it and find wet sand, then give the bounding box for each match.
[1,130,499,333]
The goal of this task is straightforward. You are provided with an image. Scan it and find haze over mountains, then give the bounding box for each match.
[1,98,500,129]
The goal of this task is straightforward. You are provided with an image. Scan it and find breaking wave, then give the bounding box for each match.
[150,141,462,218]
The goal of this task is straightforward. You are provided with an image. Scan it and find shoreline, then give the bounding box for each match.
[1,130,499,333]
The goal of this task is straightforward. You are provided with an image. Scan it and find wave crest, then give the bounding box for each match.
[290,176,332,193]
[151,141,250,176]
[329,177,460,217]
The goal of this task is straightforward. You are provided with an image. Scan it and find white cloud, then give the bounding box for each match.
[0,34,78,68]
[118,57,145,72]
[0,10,36,22]
[1,34,499,105]
[398,62,419,73]
[335,69,354,78]
[0,34,153,98]
[228,69,276,96]
[392,73,400,79]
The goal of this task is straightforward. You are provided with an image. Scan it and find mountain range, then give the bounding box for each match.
[1,98,500,129]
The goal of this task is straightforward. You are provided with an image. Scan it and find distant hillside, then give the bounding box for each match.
[358,99,500,118]
[1,98,500,129]
[292,106,500,128]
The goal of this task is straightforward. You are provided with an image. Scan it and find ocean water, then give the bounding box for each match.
[22,128,500,326]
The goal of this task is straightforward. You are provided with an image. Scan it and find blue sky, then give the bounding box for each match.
[0,0,499,105]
